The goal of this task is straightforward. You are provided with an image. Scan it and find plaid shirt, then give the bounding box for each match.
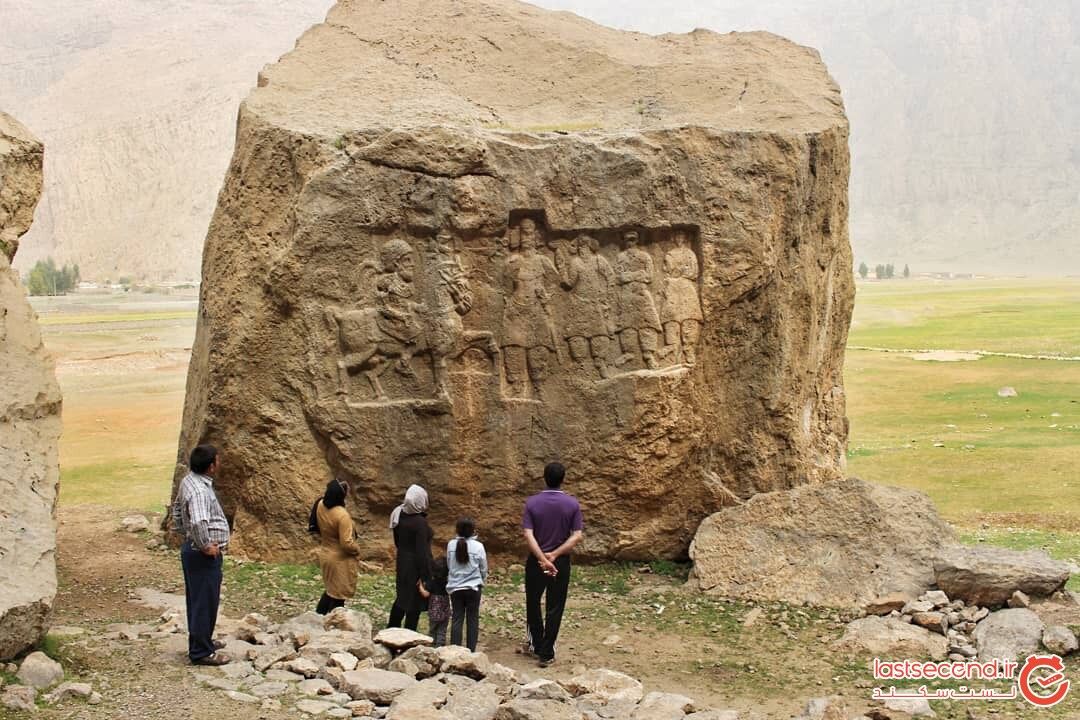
[172,472,230,551]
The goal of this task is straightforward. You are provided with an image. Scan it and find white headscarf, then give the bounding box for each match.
[389,484,429,528]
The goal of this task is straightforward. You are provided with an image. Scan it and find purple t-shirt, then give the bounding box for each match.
[522,490,584,553]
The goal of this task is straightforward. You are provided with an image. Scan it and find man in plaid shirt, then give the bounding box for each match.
[172,444,231,665]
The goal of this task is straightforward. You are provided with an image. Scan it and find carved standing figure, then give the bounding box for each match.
[659,229,703,365]
[501,218,560,393]
[613,230,661,369]
[560,235,614,378]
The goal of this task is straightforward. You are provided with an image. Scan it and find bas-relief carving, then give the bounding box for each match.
[327,214,703,410]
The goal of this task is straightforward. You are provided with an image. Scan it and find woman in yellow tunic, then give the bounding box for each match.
[309,479,361,614]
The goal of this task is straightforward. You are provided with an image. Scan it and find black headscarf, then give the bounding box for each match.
[308,478,348,534]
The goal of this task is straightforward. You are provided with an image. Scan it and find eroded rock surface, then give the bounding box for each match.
[0,111,60,661]
[174,0,853,560]
[690,478,955,607]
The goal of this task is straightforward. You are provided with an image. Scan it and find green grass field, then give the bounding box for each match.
[846,278,1080,572]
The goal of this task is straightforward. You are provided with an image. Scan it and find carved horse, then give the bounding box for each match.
[328,303,498,403]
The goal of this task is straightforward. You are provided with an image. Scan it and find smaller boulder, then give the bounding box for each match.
[436,646,490,679]
[340,667,417,703]
[863,594,911,616]
[562,668,643,704]
[1042,625,1079,656]
[632,691,696,720]
[324,607,372,636]
[44,681,93,704]
[1,685,37,712]
[374,628,433,652]
[1007,590,1030,609]
[974,608,1044,662]
[516,679,572,703]
[120,515,150,532]
[17,651,64,689]
[934,545,1070,608]
[836,617,947,661]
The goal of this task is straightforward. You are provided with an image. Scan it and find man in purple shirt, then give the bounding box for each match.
[522,462,584,667]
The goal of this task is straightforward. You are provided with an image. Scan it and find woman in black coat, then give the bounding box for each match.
[387,484,433,630]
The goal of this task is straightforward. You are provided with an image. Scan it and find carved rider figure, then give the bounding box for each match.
[613,230,661,369]
[560,234,614,378]
[501,217,560,391]
[374,238,424,372]
[659,229,703,365]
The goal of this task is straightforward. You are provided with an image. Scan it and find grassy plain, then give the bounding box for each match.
[846,278,1080,577]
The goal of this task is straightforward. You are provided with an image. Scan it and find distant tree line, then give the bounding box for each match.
[25,258,80,296]
[857,262,910,280]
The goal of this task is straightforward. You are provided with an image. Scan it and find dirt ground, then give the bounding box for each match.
[14,504,1074,720]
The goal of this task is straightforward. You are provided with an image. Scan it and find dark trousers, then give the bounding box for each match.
[316,592,345,615]
[525,554,571,661]
[450,588,482,651]
[387,602,421,631]
[181,542,222,661]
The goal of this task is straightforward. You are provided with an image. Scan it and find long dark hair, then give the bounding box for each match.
[309,478,349,534]
[455,517,475,564]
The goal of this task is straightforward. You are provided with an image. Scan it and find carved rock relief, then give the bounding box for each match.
[327,212,703,409]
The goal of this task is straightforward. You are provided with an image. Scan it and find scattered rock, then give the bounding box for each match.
[287,658,323,678]
[43,681,93,704]
[910,612,947,635]
[919,590,949,608]
[973,608,1044,662]
[325,608,372,636]
[864,594,912,616]
[248,681,289,698]
[935,545,1070,607]
[1042,625,1078,656]
[436,646,490,679]
[254,643,297,672]
[223,690,260,703]
[374,628,433,652]
[495,698,584,720]
[444,682,501,720]
[563,668,644,704]
[1,684,37,712]
[632,691,696,720]
[16,651,64,689]
[997,387,1018,398]
[1007,590,1030,608]
[836,617,948,661]
[120,515,150,532]
[296,698,339,715]
[516,679,572,703]
[341,668,417,703]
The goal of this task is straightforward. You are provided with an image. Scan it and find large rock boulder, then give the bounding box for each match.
[690,478,955,607]
[934,545,1071,608]
[172,0,853,560]
[0,111,60,661]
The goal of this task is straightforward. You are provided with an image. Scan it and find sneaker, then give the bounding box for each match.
[537,656,555,668]
[516,641,536,658]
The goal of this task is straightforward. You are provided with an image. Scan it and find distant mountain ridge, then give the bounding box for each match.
[2,0,1077,278]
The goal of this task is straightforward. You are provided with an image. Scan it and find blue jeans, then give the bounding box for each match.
[181,542,222,661]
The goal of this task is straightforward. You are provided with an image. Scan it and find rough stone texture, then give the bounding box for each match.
[690,478,955,607]
[375,628,433,652]
[444,682,501,720]
[562,669,644,704]
[835,617,948,661]
[632,692,696,720]
[934,545,1071,608]
[1042,625,1079,656]
[341,668,417,703]
[973,608,1044,663]
[495,699,584,720]
[436,646,489,679]
[0,111,60,662]
[16,650,63,690]
[172,0,852,561]
[1,684,37,712]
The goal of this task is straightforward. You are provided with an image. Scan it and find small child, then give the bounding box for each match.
[446,517,488,651]
[418,557,450,647]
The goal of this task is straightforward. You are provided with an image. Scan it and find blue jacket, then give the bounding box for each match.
[446,537,488,593]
